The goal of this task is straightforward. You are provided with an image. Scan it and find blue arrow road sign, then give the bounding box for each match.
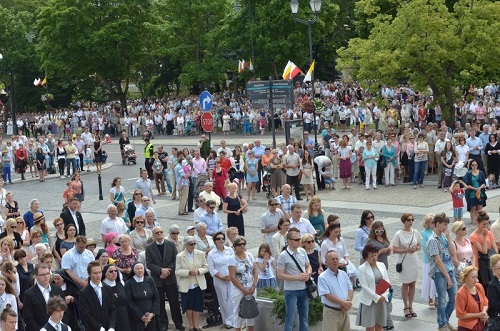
[200,91,213,111]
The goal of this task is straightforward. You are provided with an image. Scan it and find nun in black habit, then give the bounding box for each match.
[124,262,161,331]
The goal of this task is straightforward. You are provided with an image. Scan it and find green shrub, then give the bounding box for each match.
[258,287,323,326]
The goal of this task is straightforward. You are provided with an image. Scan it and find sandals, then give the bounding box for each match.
[404,308,413,318]
[409,307,417,317]
[428,301,436,310]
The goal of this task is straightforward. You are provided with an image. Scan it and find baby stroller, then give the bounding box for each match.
[101,150,108,163]
[123,144,137,165]
[184,121,194,136]
[195,174,210,202]
[142,129,154,140]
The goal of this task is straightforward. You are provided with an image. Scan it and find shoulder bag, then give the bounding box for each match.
[239,295,259,319]
[286,250,317,299]
[396,230,415,273]
[237,195,248,214]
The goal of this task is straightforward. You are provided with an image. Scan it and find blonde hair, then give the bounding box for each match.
[490,254,500,270]
[451,221,465,235]
[460,266,478,284]
[301,233,315,247]
[226,182,238,190]
[307,196,322,216]
[422,213,435,229]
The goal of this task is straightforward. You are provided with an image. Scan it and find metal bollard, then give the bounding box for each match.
[98,173,103,200]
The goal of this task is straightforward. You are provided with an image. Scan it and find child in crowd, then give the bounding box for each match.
[357,146,366,185]
[486,173,495,190]
[1,151,11,184]
[450,180,465,222]
[41,296,70,331]
[255,243,278,290]
[104,232,119,256]
[83,144,93,172]
[179,160,190,188]
[327,214,340,225]
[62,181,76,203]
[322,165,335,190]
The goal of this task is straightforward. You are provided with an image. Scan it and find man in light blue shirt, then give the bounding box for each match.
[478,124,490,174]
[199,200,223,235]
[61,235,95,288]
[318,251,353,331]
[466,129,485,173]
[252,140,266,192]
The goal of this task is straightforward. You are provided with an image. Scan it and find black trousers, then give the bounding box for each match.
[79,153,84,171]
[286,175,301,199]
[315,163,324,190]
[488,156,500,183]
[257,160,263,191]
[157,283,183,328]
[145,158,153,179]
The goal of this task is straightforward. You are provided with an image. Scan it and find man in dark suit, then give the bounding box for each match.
[146,227,184,331]
[23,264,65,331]
[60,197,86,236]
[79,260,116,331]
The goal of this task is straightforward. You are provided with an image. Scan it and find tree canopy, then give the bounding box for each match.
[337,0,500,115]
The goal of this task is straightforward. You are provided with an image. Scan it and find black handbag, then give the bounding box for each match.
[286,250,317,299]
[486,316,500,331]
[238,295,259,319]
[396,230,415,273]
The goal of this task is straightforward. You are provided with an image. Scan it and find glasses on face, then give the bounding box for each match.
[142,199,150,202]
[304,133,309,135]
[269,203,278,206]
[154,231,164,235]
[461,227,467,231]
[208,206,216,209]
[305,240,315,244]
[375,229,385,235]
[10,226,16,229]
[215,237,225,241]
[16,221,23,225]
[136,221,145,224]
[187,243,196,246]
[56,223,64,227]
[406,218,414,222]
[108,269,118,273]
[289,238,301,242]
[171,232,179,235]
[235,242,247,247]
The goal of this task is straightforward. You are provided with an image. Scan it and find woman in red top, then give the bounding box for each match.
[418,103,427,128]
[15,144,28,180]
[212,159,229,202]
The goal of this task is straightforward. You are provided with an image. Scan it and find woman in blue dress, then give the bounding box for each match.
[245,151,259,200]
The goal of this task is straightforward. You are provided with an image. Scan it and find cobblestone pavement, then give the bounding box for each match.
[10,131,500,330]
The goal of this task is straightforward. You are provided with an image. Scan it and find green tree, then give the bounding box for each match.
[37,0,157,111]
[338,0,500,118]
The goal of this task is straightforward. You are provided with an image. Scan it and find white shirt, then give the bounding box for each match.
[100,216,128,236]
[289,217,316,236]
[37,283,51,303]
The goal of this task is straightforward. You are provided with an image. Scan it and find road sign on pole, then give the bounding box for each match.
[200,91,213,111]
[201,112,214,132]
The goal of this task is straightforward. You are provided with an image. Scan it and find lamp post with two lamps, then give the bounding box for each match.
[0,53,17,133]
[290,0,322,154]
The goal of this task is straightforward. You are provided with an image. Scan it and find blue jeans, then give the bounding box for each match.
[284,289,309,331]
[432,270,457,328]
[2,167,11,183]
[163,169,172,193]
[66,158,77,176]
[413,160,427,185]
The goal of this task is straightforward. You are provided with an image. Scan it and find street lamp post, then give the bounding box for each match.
[290,0,322,153]
[0,53,17,133]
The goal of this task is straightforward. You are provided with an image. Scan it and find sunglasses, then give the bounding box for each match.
[289,238,301,242]
[107,270,118,273]
[461,227,467,231]
[305,240,315,244]
[10,226,16,229]
[17,222,24,225]
[269,203,279,206]
[208,206,216,209]
[187,243,196,246]
[142,199,150,202]
[154,231,164,235]
[171,232,179,235]
[136,221,145,224]
[375,230,385,234]
[215,237,225,241]
[235,242,247,246]
[406,219,414,222]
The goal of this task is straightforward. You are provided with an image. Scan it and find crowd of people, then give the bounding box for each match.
[0,80,499,331]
